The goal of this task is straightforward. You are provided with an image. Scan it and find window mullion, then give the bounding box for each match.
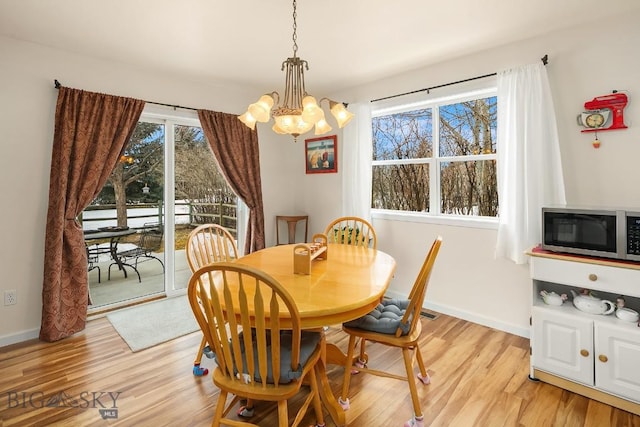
[439,154,497,162]
[372,158,431,166]
[431,107,440,215]
[164,120,176,295]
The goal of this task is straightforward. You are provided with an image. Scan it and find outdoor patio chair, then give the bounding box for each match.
[86,243,103,283]
[108,222,165,283]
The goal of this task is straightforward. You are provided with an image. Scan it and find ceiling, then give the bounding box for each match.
[1,0,639,94]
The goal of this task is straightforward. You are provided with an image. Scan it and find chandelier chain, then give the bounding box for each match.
[292,0,298,56]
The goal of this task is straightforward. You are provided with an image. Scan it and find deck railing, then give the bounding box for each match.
[80,201,237,235]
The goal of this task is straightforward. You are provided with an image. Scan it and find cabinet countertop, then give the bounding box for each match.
[527,246,640,271]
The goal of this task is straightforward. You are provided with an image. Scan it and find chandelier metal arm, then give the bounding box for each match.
[269,91,280,105]
[279,57,308,111]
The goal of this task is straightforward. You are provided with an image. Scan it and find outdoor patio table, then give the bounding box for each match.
[84,228,137,279]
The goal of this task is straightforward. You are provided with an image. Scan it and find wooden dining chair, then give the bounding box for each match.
[338,236,442,427]
[186,224,239,376]
[186,224,239,271]
[276,215,308,245]
[323,216,377,249]
[187,262,326,427]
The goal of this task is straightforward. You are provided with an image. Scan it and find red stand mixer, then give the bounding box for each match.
[581,92,628,133]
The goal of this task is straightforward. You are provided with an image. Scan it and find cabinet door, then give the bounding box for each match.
[595,323,640,402]
[532,306,594,385]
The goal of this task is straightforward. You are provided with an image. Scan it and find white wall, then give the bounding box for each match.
[0,36,295,344]
[257,130,322,243]
[282,10,640,337]
[1,9,639,345]
[257,128,347,243]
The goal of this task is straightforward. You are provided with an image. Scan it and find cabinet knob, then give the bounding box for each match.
[580,349,590,357]
[588,273,598,281]
[599,354,608,363]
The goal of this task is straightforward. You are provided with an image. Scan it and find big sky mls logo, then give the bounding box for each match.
[6,390,121,420]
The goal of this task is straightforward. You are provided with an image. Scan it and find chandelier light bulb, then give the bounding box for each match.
[314,117,332,135]
[302,95,317,108]
[258,94,275,109]
[301,96,324,124]
[238,111,257,130]
[248,94,275,122]
[274,113,313,137]
[247,103,269,123]
[329,100,355,128]
[294,116,313,134]
[275,114,293,130]
[272,122,287,134]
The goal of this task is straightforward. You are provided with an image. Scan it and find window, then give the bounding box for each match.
[371,88,498,221]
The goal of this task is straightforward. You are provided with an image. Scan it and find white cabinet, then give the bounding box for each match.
[595,323,640,400]
[529,251,640,415]
[532,306,594,385]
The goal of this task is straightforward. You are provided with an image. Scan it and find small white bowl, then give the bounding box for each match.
[615,307,639,322]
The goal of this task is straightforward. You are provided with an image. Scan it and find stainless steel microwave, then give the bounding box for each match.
[542,207,640,262]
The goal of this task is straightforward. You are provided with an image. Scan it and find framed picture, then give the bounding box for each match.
[305,135,337,174]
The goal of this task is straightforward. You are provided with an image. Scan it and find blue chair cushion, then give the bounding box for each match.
[343,298,412,335]
[232,329,321,384]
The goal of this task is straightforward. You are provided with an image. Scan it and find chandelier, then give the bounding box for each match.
[238,0,354,140]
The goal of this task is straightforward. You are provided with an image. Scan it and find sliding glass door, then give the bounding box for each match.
[83,105,241,310]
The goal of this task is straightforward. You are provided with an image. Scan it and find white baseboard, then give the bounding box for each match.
[0,328,40,348]
[384,290,530,339]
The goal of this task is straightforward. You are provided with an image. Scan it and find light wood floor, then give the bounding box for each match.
[1,312,639,427]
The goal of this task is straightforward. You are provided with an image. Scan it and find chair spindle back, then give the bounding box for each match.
[188,262,303,388]
[186,224,238,272]
[323,216,377,249]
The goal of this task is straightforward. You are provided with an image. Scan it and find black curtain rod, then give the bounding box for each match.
[370,54,549,103]
[53,79,199,112]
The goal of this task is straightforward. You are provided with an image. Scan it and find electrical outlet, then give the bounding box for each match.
[4,290,17,306]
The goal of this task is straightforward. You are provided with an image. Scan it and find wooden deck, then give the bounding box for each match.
[87,249,191,313]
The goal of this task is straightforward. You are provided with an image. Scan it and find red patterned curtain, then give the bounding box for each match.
[197,110,265,254]
[40,86,144,342]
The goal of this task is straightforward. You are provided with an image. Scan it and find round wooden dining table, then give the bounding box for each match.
[235,243,397,326]
[233,243,397,425]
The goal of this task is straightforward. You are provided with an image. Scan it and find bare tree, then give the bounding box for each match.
[109,122,163,227]
[91,122,236,229]
[174,125,236,227]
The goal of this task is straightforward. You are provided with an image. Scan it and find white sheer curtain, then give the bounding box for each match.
[495,62,566,264]
[341,102,373,221]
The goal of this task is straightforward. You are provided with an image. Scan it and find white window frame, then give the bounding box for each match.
[371,86,499,230]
